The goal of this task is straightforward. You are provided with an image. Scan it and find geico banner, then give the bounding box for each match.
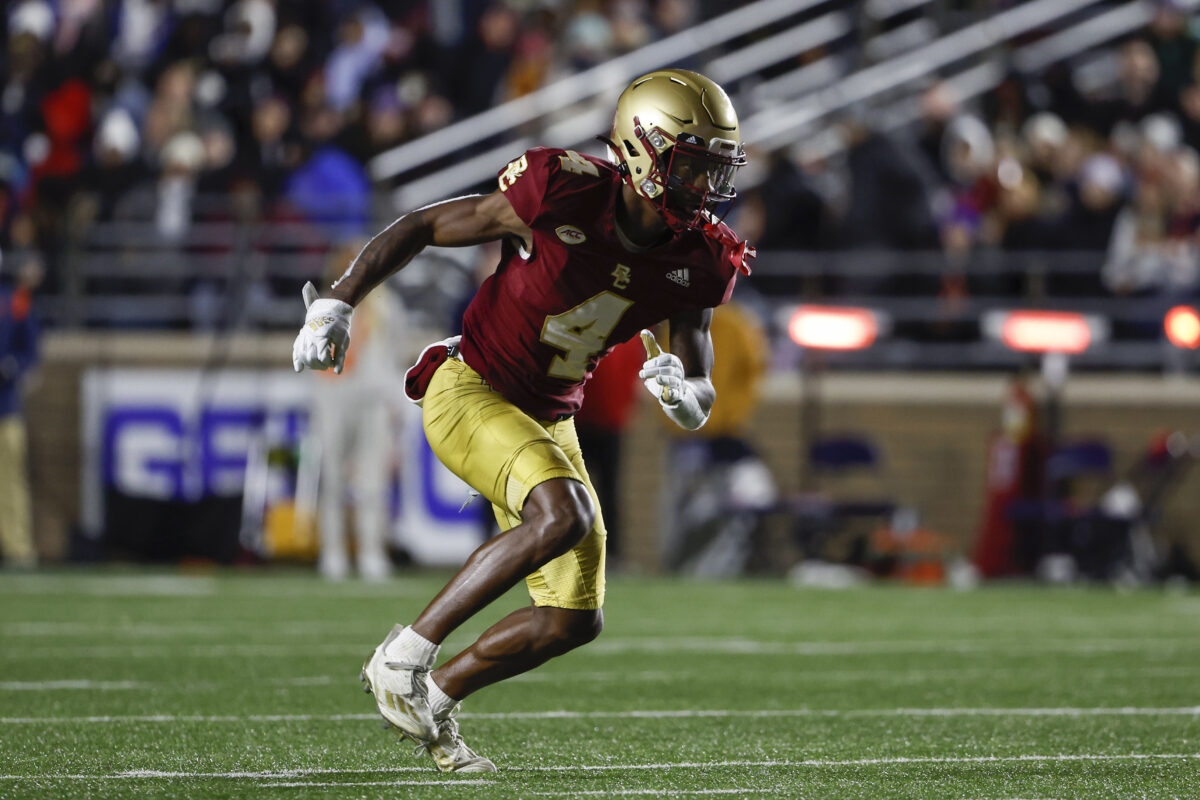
[80,368,486,565]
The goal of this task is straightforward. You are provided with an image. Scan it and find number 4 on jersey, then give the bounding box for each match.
[558,150,599,177]
[541,291,633,380]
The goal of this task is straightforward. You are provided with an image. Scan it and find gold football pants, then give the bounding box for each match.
[421,357,606,609]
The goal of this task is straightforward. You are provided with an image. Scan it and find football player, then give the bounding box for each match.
[292,69,755,772]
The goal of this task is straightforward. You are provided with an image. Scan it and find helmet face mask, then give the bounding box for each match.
[609,70,746,232]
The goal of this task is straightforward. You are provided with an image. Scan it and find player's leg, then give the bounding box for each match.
[360,358,594,750]
[431,415,608,699]
[410,358,596,641]
[411,417,607,772]
[314,385,350,580]
[352,398,391,582]
[410,477,595,642]
[0,415,35,567]
[431,602,603,699]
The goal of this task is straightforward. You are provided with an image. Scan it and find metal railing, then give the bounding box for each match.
[369,0,1172,210]
[32,219,1196,372]
[367,0,823,184]
[385,0,856,210]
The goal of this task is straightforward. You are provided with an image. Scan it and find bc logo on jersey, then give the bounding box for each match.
[611,264,632,290]
[556,225,587,245]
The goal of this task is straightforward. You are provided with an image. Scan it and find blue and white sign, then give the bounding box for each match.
[80,368,486,565]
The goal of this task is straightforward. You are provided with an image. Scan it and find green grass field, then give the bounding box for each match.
[1,569,1198,799]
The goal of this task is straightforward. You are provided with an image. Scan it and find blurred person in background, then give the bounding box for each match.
[1146,0,1198,111]
[324,5,388,113]
[1020,111,1076,220]
[838,113,940,253]
[83,107,145,223]
[1093,39,1163,135]
[657,301,773,575]
[242,94,300,201]
[456,3,520,113]
[310,243,406,582]
[1104,146,1200,296]
[2,3,54,162]
[1058,153,1128,249]
[0,249,40,570]
[562,2,615,71]
[987,162,1049,254]
[1050,153,1128,296]
[918,81,961,184]
[285,105,371,238]
[115,129,206,243]
[292,69,754,773]
[742,150,831,251]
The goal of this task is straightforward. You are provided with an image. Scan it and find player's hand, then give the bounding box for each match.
[638,330,686,408]
[292,281,353,374]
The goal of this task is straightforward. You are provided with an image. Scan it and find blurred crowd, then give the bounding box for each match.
[1,0,1199,317]
[737,0,1200,300]
[0,0,737,297]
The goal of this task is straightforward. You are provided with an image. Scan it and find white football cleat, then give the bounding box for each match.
[418,707,497,773]
[360,625,437,743]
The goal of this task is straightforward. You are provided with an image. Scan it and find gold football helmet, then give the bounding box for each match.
[607,69,747,231]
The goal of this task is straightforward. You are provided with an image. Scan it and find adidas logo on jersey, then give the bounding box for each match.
[665,268,690,288]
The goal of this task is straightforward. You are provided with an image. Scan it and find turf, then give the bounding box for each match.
[0,570,1198,799]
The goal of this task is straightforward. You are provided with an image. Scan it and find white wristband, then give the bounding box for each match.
[662,379,709,430]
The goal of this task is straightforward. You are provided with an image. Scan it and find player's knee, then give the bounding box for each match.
[538,608,603,652]
[528,480,595,559]
[571,608,603,645]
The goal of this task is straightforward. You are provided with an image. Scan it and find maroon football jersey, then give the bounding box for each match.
[460,147,750,421]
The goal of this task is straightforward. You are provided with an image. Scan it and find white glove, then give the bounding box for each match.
[638,330,708,430]
[292,281,353,373]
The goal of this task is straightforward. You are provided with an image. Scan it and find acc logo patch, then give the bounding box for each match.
[555,225,587,245]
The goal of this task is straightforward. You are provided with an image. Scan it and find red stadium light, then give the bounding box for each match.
[788,306,878,351]
[1164,305,1200,349]
[998,311,1093,354]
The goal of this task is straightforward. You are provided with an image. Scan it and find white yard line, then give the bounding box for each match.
[4,636,1197,661]
[261,779,495,787]
[588,636,1199,656]
[461,707,1200,720]
[0,713,379,724]
[3,706,1199,725]
[0,643,364,660]
[0,680,149,691]
[119,768,430,777]
[0,621,402,637]
[0,576,217,597]
[0,676,336,692]
[529,791,772,797]
[3,666,1192,693]
[0,622,228,636]
[0,753,1196,782]
[509,670,678,683]
[0,575,433,599]
[0,678,335,692]
[512,665,1199,684]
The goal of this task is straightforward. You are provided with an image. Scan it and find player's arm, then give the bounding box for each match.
[330,190,531,306]
[292,190,529,373]
[638,308,715,430]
